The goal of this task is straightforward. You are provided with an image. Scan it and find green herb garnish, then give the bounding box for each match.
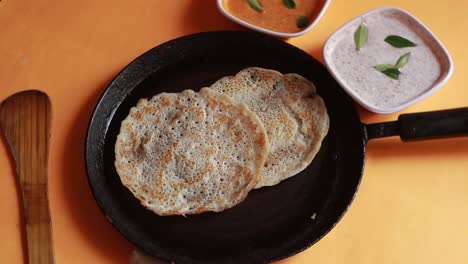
[354,23,368,50]
[283,0,296,9]
[296,16,309,28]
[384,35,416,48]
[374,52,412,80]
[380,68,401,80]
[374,64,395,72]
[395,52,411,69]
[248,0,264,13]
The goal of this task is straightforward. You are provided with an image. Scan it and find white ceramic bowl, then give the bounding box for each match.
[217,0,331,38]
[323,7,454,114]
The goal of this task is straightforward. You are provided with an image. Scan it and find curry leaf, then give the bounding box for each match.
[385,35,416,48]
[354,23,368,50]
[380,68,401,80]
[248,0,264,13]
[395,52,411,69]
[296,16,309,28]
[374,52,411,79]
[283,0,296,9]
[374,64,395,71]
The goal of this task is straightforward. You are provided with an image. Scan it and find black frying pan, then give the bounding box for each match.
[85,31,468,264]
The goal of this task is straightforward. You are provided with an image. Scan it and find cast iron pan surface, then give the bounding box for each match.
[86,31,366,263]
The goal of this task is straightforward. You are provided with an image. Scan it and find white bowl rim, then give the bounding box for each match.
[216,0,332,38]
[322,6,454,114]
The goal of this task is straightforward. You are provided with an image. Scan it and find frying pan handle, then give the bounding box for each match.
[365,107,468,141]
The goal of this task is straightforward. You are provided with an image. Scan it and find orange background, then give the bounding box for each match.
[1,0,468,263]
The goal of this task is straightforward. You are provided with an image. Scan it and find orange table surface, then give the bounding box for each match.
[1,0,468,263]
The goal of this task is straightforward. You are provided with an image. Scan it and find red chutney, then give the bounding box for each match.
[224,0,325,33]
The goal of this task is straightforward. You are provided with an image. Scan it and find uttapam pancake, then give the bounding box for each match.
[210,68,329,188]
[115,88,268,215]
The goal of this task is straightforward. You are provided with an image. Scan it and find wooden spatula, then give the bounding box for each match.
[0,90,55,264]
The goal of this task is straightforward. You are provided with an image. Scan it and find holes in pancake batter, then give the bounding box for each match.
[171,127,175,130]
[187,98,191,102]
[264,163,268,167]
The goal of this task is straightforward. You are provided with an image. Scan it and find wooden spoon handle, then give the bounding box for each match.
[0,90,55,264]
[23,183,54,264]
